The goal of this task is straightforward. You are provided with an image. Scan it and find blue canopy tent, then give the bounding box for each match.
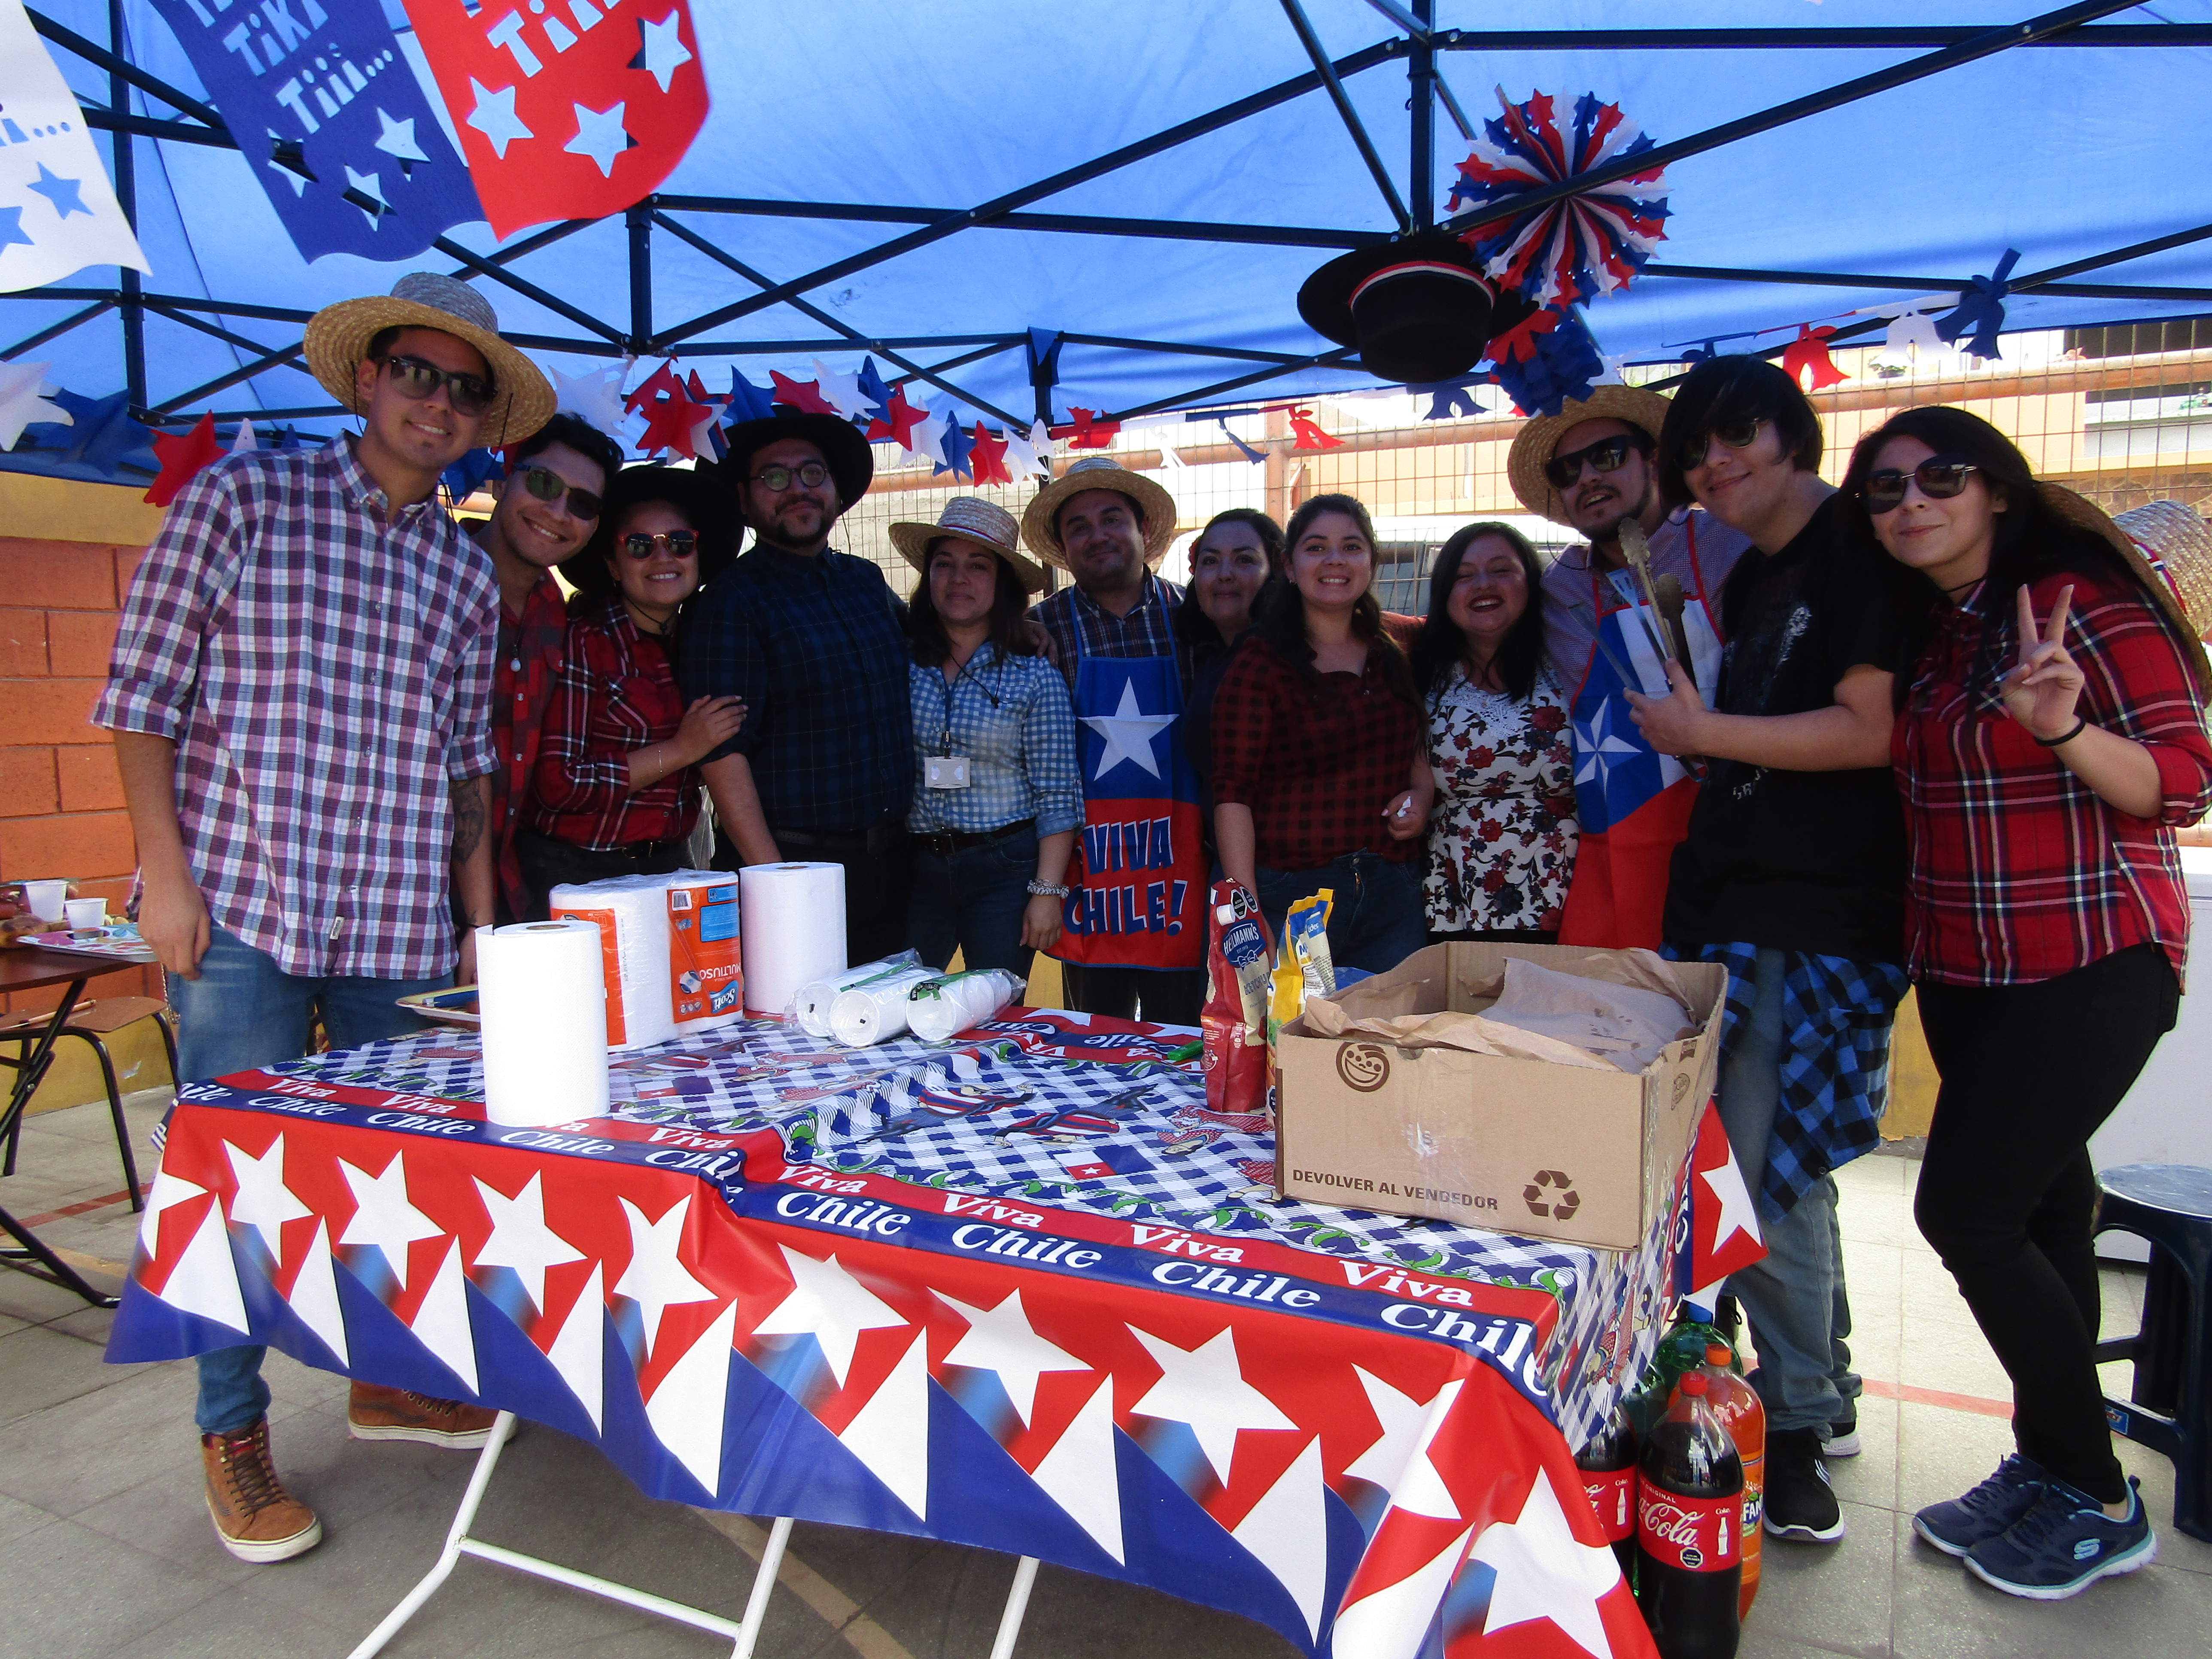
[5,0,2212,456]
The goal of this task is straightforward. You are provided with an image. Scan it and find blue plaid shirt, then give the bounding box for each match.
[678,543,912,835]
[905,646,1083,838]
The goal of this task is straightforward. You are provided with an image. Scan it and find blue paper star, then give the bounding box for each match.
[0,207,33,252]
[19,389,154,480]
[27,165,90,220]
[856,356,893,424]
[933,416,975,480]
[722,369,778,424]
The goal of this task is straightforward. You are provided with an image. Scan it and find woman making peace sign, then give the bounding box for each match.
[1846,406,2212,1601]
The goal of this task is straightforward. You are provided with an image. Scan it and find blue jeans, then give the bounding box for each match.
[907,825,1039,978]
[1255,850,1428,976]
[170,925,447,1435]
[1719,947,1859,1437]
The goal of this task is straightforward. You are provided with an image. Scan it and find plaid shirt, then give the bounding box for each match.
[1209,638,1424,871]
[530,594,699,851]
[1896,565,2212,988]
[1033,573,1186,693]
[677,543,912,834]
[490,568,571,920]
[906,646,1084,838]
[94,439,497,978]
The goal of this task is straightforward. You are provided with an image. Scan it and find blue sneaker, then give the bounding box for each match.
[1965,1477,2157,1600]
[1913,1454,2047,1557]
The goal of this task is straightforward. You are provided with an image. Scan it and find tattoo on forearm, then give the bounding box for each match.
[450,779,486,862]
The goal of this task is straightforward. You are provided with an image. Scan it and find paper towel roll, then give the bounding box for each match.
[795,951,924,1038]
[906,969,1025,1043]
[477,920,611,1127]
[828,966,938,1046]
[740,862,847,1015]
[550,873,678,1050]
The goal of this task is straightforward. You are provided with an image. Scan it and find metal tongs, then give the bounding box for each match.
[1615,520,1708,779]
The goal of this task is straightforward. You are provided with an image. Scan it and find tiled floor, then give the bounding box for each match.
[0,1093,2204,1657]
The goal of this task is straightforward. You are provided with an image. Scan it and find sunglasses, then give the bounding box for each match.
[515,464,602,520]
[750,460,832,493]
[1544,433,1649,491]
[1676,416,1765,473]
[377,354,493,417]
[620,530,699,560]
[1860,457,1981,515]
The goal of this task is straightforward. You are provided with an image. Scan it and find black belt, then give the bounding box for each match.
[772,820,905,857]
[911,818,1033,859]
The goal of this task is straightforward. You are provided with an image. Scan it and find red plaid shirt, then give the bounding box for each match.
[1895,564,2212,987]
[490,569,571,920]
[1209,636,1423,871]
[529,596,699,851]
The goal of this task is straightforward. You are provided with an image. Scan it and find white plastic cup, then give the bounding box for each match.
[21,881,68,925]
[64,897,107,931]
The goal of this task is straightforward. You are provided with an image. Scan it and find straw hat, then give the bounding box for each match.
[1295,229,1498,386]
[1506,385,1674,525]
[303,272,554,448]
[2044,487,2212,656]
[889,496,1048,594]
[1020,455,1178,569]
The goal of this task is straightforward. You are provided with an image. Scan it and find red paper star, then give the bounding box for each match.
[769,371,837,416]
[636,379,714,459]
[866,385,926,447]
[144,411,225,507]
[968,421,1011,486]
[1288,407,1343,452]
[1783,323,1848,392]
[624,360,684,415]
[1053,407,1120,449]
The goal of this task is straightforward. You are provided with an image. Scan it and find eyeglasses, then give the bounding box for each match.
[1543,434,1649,490]
[376,354,493,417]
[515,464,602,520]
[1860,457,1981,515]
[1676,416,1764,473]
[750,460,831,492]
[620,530,699,560]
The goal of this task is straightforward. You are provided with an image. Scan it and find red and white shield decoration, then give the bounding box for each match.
[1685,1103,1764,1307]
[402,0,710,239]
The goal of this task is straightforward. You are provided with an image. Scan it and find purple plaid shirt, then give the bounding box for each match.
[94,439,499,978]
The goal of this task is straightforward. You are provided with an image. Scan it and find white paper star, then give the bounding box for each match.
[473,1173,587,1312]
[1573,699,1641,790]
[373,107,429,165]
[230,418,258,455]
[1701,1141,1760,1258]
[553,360,631,432]
[907,404,950,468]
[937,1288,1089,1426]
[223,1135,310,1260]
[1127,1324,1294,1485]
[810,358,872,422]
[467,79,534,161]
[343,164,386,229]
[1003,422,1044,478]
[337,1153,444,1288]
[613,1193,716,1357]
[1469,1466,1621,1659]
[753,1244,907,1387]
[565,100,630,179]
[0,361,70,449]
[1080,678,1176,782]
[638,10,694,94]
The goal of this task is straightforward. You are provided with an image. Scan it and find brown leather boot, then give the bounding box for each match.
[347,1381,501,1448]
[202,1418,322,1563]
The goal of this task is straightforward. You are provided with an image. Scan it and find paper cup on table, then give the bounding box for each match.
[550,873,678,1051]
[739,862,846,1015]
[476,920,610,1127]
[906,969,1025,1043]
[21,881,68,925]
[64,897,108,931]
[794,951,923,1038]
[827,966,938,1046]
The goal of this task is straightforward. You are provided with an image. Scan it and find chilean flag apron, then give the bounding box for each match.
[1051,638,1208,972]
[1558,524,1725,950]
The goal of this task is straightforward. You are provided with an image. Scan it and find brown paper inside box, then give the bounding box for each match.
[1273,943,1729,1249]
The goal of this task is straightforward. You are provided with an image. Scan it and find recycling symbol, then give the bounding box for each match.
[1524,1169,1580,1221]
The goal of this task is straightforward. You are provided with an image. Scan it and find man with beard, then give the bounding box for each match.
[1507,386,1751,947]
[680,411,913,963]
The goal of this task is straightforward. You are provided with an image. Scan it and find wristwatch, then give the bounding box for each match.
[1026,879,1070,898]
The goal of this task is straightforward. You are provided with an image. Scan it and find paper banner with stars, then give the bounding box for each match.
[0,0,149,291]
[401,0,708,240]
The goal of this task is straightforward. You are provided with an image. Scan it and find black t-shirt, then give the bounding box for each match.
[1663,493,1926,961]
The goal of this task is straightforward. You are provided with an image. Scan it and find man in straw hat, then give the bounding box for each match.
[96,271,554,1563]
[1024,456,1208,1025]
[1507,383,1750,950]
[678,408,917,964]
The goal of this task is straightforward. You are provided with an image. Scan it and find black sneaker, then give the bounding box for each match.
[1966,1476,2155,1600]
[1826,1404,1862,1458]
[1913,1453,2046,1557]
[1764,1426,1846,1542]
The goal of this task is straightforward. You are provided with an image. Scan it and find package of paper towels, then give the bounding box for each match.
[476,919,610,1126]
[906,969,1025,1042]
[664,869,745,1032]
[740,861,846,1015]
[794,951,923,1036]
[550,873,678,1050]
[828,965,938,1046]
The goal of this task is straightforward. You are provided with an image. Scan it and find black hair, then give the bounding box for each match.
[1409,522,1547,701]
[908,539,1039,666]
[362,323,494,392]
[510,412,623,483]
[1259,492,1414,704]
[1174,507,1288,652]
[1655,355,1822,507]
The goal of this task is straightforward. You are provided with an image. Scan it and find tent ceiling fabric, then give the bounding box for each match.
[12,0,2212,431]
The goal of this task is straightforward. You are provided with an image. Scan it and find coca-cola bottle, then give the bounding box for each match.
[1575,1403,1639,1587]
[1636,1372,1743,1659]
[1687,1343,1765,1619]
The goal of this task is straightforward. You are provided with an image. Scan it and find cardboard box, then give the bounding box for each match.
[1274,943,1728,1249]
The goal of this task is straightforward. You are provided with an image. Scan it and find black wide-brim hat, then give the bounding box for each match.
[562,462,737,597]
[717,410,875,507]
[1297,230,1498,387]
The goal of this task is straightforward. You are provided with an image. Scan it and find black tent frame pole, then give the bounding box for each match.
[1279,0,1410,232]
[107,0,144,411]
[1409,0,1436,231]
[2,302,113,362]
[626,204,652,356]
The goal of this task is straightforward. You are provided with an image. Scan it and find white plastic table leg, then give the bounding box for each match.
[988,1555,1041,1659]
[730,1513,793,1659]
[346,1410,519,1659]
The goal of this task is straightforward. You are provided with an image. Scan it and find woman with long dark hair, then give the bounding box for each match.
[1175,507,1286,810]
[1411,522,1578,941]
[1209,492,1432,969]
[1844,405,2212,1600]
[895,497,1080,978]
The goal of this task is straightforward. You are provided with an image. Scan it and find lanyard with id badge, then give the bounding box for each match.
[924,655,997,790]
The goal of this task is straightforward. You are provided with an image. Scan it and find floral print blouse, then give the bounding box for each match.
[1423,662,1580,933]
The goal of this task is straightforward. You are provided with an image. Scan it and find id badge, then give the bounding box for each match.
[924,755,971,790]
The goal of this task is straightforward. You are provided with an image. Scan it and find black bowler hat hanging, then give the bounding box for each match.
[1297,230,1498,386]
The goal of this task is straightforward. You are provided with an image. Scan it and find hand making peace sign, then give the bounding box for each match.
[1999,581,2083,741]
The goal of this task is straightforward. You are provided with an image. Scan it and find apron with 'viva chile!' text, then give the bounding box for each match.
[1051,641,1208,972]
